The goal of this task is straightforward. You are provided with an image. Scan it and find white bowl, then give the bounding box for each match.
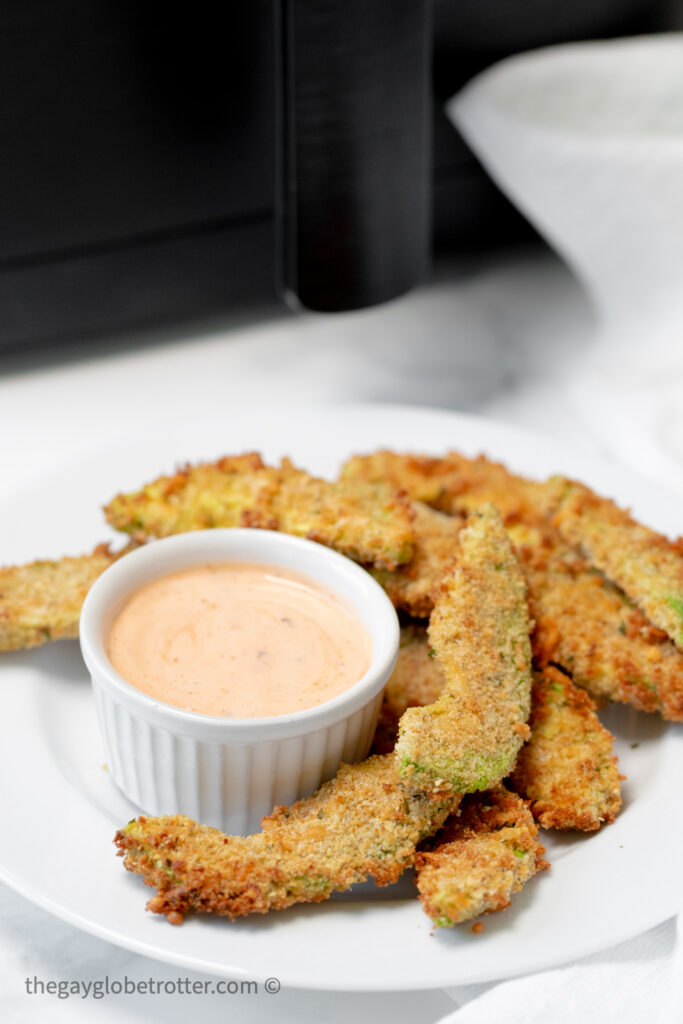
[80,529,399,834]
[450,34,683,493]
[450,34,683,328]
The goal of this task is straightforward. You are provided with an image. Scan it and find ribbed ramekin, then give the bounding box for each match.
[80,529,399,834]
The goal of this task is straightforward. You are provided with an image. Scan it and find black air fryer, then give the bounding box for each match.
[0,0,671,349]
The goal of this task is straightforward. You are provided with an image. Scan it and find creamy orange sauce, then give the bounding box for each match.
[106,563,372,717]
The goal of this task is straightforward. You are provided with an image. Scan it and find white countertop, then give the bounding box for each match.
[0,245,603,499]
[0,244,676,1023]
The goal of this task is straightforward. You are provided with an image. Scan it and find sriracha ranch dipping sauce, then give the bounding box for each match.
[106,562,372,717]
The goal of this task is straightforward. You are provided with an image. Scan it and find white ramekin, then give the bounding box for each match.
[80,529,399,835]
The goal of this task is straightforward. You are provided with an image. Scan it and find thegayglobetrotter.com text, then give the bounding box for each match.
[24,975,281,999]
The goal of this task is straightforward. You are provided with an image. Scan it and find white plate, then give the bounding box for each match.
[1,403,681,991]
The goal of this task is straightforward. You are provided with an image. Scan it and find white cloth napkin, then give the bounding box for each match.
[437,918,676,1024]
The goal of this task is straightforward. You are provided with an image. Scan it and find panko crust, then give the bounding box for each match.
[415,786,548,926]
[395,505,533,795]
[115,755,458,922]
[548,476,683,650]
[524,539,683,720]
[371,622,446,755]
[510,667,622,831]
[105,453,415,571]
[372,630,622,832]
[371,502,464,617]
[345,449,683,721]
[274,459,416,570]
[0,543,129,651]
[342,449,549,524]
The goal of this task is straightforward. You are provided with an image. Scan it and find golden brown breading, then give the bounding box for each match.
[371,623,446,755]
[395,505,532,794]
[370,502,465,617]
[524,539,683,720]
[342,449,549,524]
[373,632,623,831]
[549,476,683,650]
[0,543,128,651]
[415,786,548,926]
[345,450,683,721]
[106,452,277,533]
[273,459,415,570]
[105,453,415,571]
[510,667,622,831]
[114,755,459,923]
[343,450,466,508]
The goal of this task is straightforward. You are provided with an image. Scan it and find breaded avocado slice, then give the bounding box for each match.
[115,755,458,922]
[341,448,548,523]
[510,667,622,832]
[370,502,465,618]
[0,543,129,652]
[395,504,532,794]
[105,453,415,571]
[371,621,447,754]
[549,476,683,650]
[415,785,548,927]
[345,451,683,723]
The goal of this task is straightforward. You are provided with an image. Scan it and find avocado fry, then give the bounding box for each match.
[548,476,683,651]
[395,505,533,795]
[345,449,683,721]
[371,622,446,755]
[341,449,548,523]
[510,667,622,831]
[114,754,459,923]
[373,629,623,832]
[0,543,131,652]
[415,785,548,927]
[105,453,416,572]
[523,534,683,721]
[370,502,465,618]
